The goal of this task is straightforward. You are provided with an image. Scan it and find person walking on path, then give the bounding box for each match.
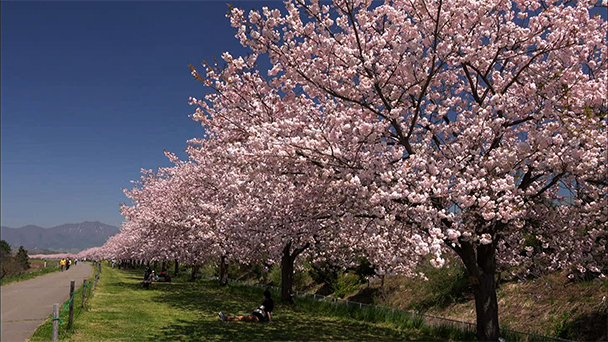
[60,258,66,271]
[219,290,274,323]
[66,259,71,271]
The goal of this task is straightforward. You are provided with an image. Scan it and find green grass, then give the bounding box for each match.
[1,259,61,286]
[31,264,470,341]
[290,294,476,341]
[219,283,477,340]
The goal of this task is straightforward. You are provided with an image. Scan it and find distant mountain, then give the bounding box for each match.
[0,221,119,252]
[26,247,67,255]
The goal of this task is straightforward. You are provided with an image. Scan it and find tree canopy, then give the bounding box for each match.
[80,0,606,340]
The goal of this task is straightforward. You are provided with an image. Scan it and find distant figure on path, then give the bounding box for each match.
[219,290,274,323]
[60,259,66,271]
[66,259,71,271]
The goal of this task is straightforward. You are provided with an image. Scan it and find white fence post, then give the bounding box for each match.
[52,303,59,342]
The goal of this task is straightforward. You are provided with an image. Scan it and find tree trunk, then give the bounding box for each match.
[472,272,500,341]
[280,241,310,303]
[153,260,158,271]
[455,240,500,341]
[174,259,179,277]
[161,261,167,271]
[281,244,295,303]
[219,255,229,286]
[191,264,199,282]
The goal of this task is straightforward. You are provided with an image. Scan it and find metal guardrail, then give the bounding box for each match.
[202,275,575,342]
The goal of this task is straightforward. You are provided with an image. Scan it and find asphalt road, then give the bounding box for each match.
[1,262,94,342]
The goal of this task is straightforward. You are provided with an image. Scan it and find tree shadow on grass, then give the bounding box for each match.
[120,268,148,277]
[151,314,434,341]
[348,287,382,304]
[152,280,253,315]
[149,279,438,341]
[108,280,179,294]
[571,310,606,341]
[109,269,440,341]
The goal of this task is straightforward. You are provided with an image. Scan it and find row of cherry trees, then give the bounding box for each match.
[80,0,606,340]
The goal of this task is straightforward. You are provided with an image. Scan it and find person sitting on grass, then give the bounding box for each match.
[142,267,152,289]
[158,269,172,282]
[218,289,274,323]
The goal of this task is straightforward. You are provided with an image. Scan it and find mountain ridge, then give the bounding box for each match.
[0,221,119,252]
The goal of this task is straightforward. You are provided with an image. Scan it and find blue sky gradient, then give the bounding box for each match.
[1,1,272,228]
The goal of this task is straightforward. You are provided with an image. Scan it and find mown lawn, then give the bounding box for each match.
[32,264,448,341]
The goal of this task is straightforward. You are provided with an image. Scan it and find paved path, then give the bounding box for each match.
[1,262,94,342]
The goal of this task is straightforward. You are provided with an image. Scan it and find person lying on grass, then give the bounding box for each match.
[219,289,274,323]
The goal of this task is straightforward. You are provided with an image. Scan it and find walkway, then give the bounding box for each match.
[1,262,94,342]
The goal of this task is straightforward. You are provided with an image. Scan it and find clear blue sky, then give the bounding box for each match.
[1,1,276,228]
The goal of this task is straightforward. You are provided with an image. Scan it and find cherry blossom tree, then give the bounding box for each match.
[185,98,412,300]
[184,137,375,297]
[188,0,607,339]
[112,145,277,284]
[118,162,227,271]
[29,253,76,260]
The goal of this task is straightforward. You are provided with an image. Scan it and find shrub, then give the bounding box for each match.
[1,257,23,279]
[268,265,282,286]
[333,271,361,299]
[294,268,314,291]
[351,257,376,283]
[266,264,313,291]
[199,263,216,277]
[0,240,11,257]
[16,246,30,270]
[553,313,575,340]
[309,261,341,292]
[405,258,471,311]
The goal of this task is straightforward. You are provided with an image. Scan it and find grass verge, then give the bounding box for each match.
[30,264,472,341]
[30,270,97,341]
[1,259,61,286]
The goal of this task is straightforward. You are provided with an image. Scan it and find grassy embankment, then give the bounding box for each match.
[357,264,607,341]
[0,259,61,286]
[31,264,473,341]
[201,258,606,340]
